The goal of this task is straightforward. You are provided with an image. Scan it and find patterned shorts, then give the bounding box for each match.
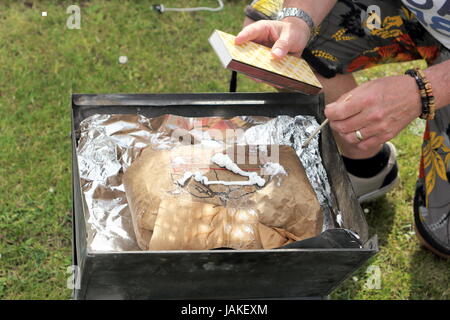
[247,0,450,255]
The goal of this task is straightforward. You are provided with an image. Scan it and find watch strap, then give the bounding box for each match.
[277,7,315,31]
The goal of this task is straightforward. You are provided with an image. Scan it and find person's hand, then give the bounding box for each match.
[237,18,301,89]
[324,75,422,151]
[235,18,311,59]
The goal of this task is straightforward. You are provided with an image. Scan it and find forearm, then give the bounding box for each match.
[283,0,337,26]
[424,59,450,110]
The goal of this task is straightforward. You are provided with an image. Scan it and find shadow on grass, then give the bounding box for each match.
[333,195,396,299]
[363,196,397,247]
[408,241,450,299]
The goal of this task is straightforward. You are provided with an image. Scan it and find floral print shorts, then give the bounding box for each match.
[247,0,450,255]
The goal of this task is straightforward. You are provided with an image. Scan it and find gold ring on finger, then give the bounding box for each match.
[355,130,364,142]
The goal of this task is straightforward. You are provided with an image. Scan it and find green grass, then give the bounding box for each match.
[0,0,448,300]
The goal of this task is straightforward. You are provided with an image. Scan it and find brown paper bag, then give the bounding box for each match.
[123,144,322,250]
[149,199,263,250]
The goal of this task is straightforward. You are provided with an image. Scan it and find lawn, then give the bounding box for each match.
[0,0,448,300]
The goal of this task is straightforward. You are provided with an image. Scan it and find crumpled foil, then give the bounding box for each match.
[77,114,335,251]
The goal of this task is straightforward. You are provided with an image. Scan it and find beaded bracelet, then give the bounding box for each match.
[416,68,436,120]
[405,69,428,118]
[405,68,436,120]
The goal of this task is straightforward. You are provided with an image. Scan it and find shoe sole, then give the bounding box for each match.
[414,223,450,259]
[358,175,400,203]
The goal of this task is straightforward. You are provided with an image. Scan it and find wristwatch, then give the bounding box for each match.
[276,7,315,32]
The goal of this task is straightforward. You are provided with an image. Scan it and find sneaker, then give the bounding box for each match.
[413,184,450,259]
[414,221,450,259]
[347,142,400,203]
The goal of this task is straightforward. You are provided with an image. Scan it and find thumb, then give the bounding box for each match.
[271,21,308,59]
[271,23,298,59]
[271,35,290,59]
